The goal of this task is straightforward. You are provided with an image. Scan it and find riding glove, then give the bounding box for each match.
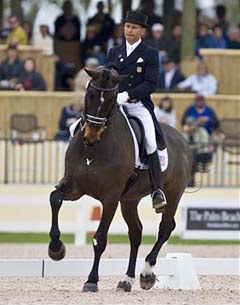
[117,91,129,104]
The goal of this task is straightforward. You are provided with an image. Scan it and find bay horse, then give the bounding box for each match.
[48,66,192,292]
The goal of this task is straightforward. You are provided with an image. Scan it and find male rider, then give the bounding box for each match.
[107,11,167,211]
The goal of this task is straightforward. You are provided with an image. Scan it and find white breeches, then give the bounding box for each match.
[124,101,157,154]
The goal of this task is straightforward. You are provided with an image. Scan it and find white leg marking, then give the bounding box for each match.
[141,261,153,276]
[124,275,135,285]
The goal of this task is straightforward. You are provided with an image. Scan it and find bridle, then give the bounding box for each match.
[85,80,119,128]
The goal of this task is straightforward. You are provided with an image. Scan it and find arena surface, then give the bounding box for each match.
[0,244,239,305]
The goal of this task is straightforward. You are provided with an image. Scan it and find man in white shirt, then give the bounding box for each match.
[177,62,217,96]
[33,25,54,56]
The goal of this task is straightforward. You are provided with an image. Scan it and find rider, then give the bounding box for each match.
[107,11,167,211]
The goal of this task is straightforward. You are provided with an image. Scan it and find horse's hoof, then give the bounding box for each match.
[48,240,66,261]
[116,281,132,292]
[82,282,98,292]
[140,273,156,290]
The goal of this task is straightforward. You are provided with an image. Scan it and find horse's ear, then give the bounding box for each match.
[84,68,100,80]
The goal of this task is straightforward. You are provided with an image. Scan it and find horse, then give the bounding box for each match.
[48,66,193,292]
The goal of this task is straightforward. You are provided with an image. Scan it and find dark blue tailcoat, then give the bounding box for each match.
[107,41,165,147]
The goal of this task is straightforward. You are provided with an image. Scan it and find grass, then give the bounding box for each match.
[0,233,239,245]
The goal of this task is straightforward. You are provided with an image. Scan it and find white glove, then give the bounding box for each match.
[117,91,129,105]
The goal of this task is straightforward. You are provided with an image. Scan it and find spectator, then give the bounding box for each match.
[181,94,219,135]
[215,4,229,34]
[15,57,46,91]
[0,44,23,89]
[82,25,106,65]
[54,0,81,41]
[55,97,84,141]
[87,1,115,51]
[140,0,163,28]
[146,23,171,54]
[107,24,124,50]
[226,26,240,49]
[169,24,182,63]
[207,24,227,49]
[6,15,28,45]
[182,116,213,186]
[195,23,211,56]
[33,24,54,56]
[22,20,32,44]
[177,62,217,96]
[74,57,100,92]
[154,96,176,128]
[157,56,185,91]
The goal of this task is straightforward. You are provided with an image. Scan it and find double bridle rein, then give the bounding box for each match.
[85,80,119,128]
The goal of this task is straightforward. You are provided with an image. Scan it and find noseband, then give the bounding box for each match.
[85,80,119,127]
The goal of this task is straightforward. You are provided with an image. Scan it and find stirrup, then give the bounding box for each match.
[151,189,167,209]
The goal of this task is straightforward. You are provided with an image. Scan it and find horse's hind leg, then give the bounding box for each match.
[116,199,142,292]
[82,199,119,292]
[140,192,182,290]
[48,189,66,261]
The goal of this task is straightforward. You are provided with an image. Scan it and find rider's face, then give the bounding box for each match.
[124,22,145,44]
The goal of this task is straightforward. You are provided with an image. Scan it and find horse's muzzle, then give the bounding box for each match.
[84,123,103,145]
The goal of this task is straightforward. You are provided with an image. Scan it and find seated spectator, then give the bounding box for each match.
[145,23,171,54]
[207,24,227,49]
[54,0,81,41]
[181,94,219,135]
[87,1,115,51]
[74,57,100,92]
[22,20,32,44]
[55,97,84,141]
[215,4,229,35]
[154,96,176,128]
[0,44,23,89]
[169,24,182,63]
[226,26,240,49]
[82,25,106,65]
[195,23,212,56]
[15,57,46,91]
[157,56,185,91]
[177,62,217,96]
[33,24,54,56]
[107,24,124,50]
[182,116,213,186]
[6,15,28,45]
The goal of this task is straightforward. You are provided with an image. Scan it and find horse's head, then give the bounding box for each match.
[83,66,125,145]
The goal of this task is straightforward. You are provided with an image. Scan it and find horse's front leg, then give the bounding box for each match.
[48,189,66,261]
[82,199,119,292]
[116,199,142,292]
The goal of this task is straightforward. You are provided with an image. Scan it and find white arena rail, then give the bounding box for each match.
[0,254,239,290]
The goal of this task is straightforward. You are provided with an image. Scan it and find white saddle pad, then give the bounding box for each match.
[120,106,168,172]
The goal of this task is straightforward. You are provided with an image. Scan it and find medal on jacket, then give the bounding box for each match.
[137,66,142,73]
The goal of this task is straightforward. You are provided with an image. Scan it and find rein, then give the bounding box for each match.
[85,80,119,127]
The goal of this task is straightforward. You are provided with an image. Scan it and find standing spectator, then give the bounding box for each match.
[157,56,185,91]
[154,96,176,128]
[0,44,23,89]
[215,4,229,34]
[195,23,212,56]
[169,24,182,63]
[87,1,115,51]
[54,0,81,41]
[226,26,240,49]
[33,25,54,56]
[15,57,46,91]
[55,97,83,141]
[22,20,32,44]
[146,23,171,54]
[6,15,28,45]
[140,0,162,28]
[181,94,219,135]
[208,24,227,49]
[177,62,217,96]
[182,116,213,186]
[74,57,100,92]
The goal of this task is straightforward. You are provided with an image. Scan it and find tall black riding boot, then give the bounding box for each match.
[148,150,167,212]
